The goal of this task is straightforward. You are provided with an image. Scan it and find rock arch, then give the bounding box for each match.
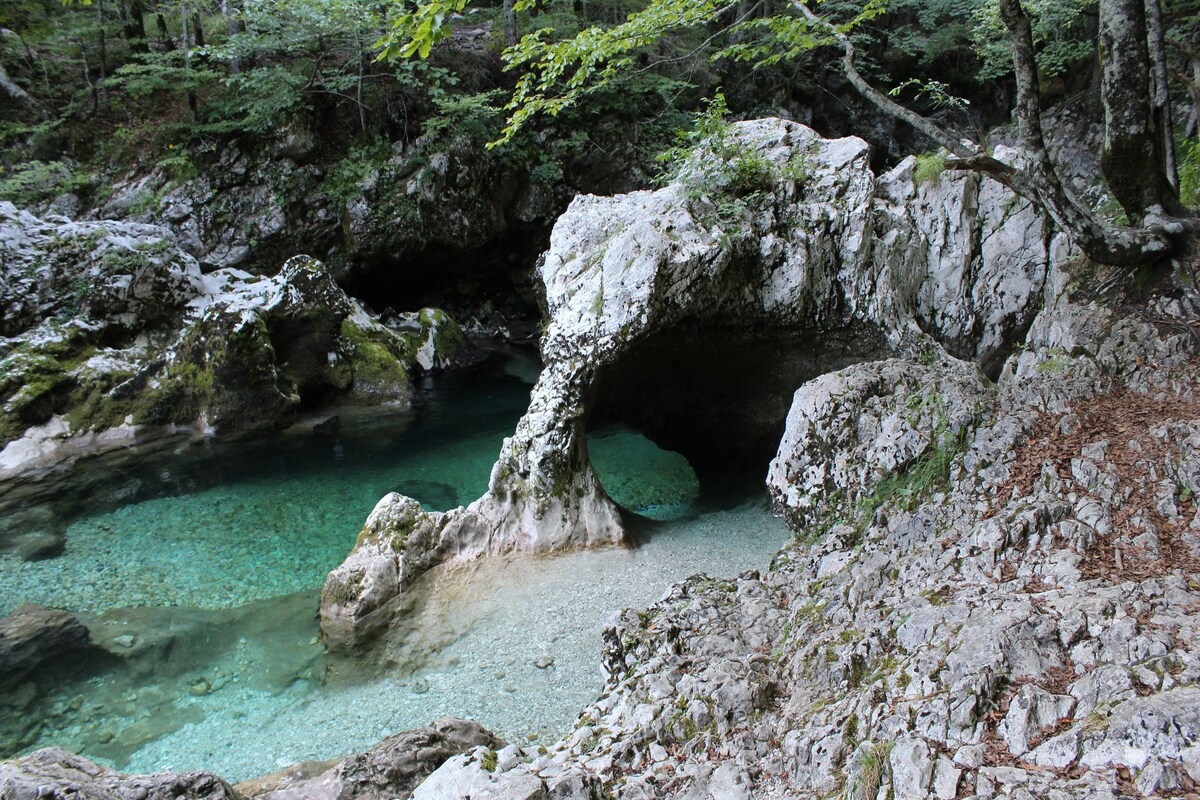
[320,119,1057,645]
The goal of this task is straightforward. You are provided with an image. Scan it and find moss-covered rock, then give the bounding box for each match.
[0,325,140,445]
[0,203,466,454]
[339,318,413,406]
[415,307,468,369]
[136,311,289,430]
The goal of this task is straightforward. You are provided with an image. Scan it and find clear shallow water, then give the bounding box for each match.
[589,425,700,521]
[119,505,788,781]
[0,364,534,614]
[0,350,791,782]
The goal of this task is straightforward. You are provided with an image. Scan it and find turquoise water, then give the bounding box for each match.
[0,362,534,614]
[0,349,791,782]
[0,358,708,614]
[589,425,700,520]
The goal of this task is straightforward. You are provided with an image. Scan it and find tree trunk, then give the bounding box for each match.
[794,0,1178,267]
[123,0,148,53]
[503,0,516,48]
[223,0,245,73]
[990,0,1174,265]
[77,37,98,116]
[191,10,204,48]
[1143,0,1177,190]
[96,0,109,111]
[728,0,753,44]
[0,61,43,115]
[357,31,367,133]
[1097,0,1178,220]
[1187,55,1200,139]
[156,4,175,51]
[181,2,197,118]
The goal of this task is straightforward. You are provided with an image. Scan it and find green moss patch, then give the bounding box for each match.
[339,319,413,404]
[0,326,100,445]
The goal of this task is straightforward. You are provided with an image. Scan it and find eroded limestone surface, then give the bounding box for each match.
[312,119,1200,799]
[402,267,1200,800]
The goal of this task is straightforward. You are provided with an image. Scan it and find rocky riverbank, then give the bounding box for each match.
[0,200,472,556]
[391,122,1200,800]
[2,117,1198,798]
[319,118,1057,645]
[405,270,1198,799]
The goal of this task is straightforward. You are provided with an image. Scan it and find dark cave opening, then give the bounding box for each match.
[337,222,551,327]
[586,323,889,509]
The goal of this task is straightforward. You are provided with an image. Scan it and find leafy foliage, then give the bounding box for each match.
[422,88,506,143]
[972,0,1097,80]
[655,92,808,240]
[715,0,888,68]
[497,0,736,146]
[1179,139,1200,209]
[318,138,393,202]
[0,160,93,205]
[376,0,470,60]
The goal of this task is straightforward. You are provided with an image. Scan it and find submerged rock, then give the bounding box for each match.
[0,746,241,799]
[237,717,500,800]
[0,604,92,683]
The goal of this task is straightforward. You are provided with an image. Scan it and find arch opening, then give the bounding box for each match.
[586,323,889,513]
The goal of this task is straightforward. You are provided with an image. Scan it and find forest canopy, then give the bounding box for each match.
[2,0,1199,245]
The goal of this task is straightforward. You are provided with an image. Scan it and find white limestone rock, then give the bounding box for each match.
[889,738,934,800]
[873,149,1058,375]
[997,684,1076,756]
[0,201,463,456]
[767,355,991,531]
[397,278,1200,800]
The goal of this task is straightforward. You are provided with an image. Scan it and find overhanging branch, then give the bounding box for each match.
[791,0,975,159]
[792,0,1177,267]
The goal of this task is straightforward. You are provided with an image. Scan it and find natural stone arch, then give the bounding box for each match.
[319,118,1059,646]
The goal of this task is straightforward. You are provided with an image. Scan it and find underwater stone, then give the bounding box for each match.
[0,605,92,683]
[12,529,65,562]
[394,480,459,512]
[237,717,500,800]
